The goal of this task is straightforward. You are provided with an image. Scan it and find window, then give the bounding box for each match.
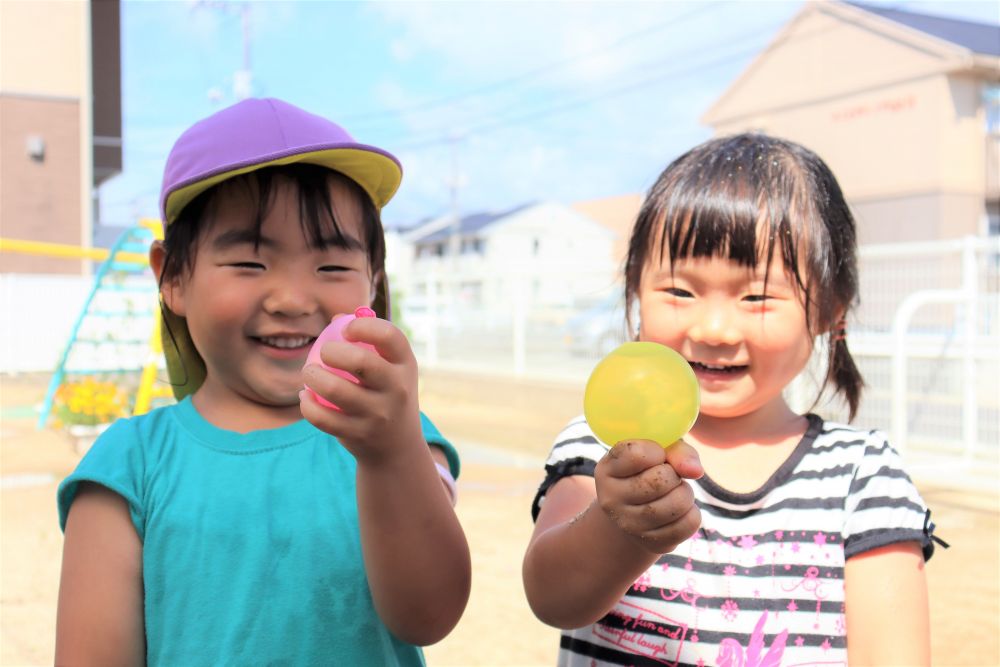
[416,243,445,258]
[461,238,483,255]
[985,84,1000,134]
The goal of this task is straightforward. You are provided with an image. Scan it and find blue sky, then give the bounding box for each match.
[100,0,1000,229]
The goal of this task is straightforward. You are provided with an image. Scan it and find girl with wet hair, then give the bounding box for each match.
[525,134,939,666]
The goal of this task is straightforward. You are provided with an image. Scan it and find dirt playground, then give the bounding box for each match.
[1,371,997,666]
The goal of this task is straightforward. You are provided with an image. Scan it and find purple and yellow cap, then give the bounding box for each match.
[157,97,402,400]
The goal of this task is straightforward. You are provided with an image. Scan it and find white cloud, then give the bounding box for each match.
[371,79,415,112]
[179,1,226,42]
[368,2,672,88]
[390,38,416,63]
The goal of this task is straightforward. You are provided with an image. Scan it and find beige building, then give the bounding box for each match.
[703,0,1000,245]
[0,0,121,274]
[571,193,643,267]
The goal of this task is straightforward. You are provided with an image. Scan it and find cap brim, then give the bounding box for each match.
[163,147,401,227]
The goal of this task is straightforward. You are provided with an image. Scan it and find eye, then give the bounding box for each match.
[663,287,693,298]
[229,261,265,270]
[318,265,351,273]
[743,294,771,303]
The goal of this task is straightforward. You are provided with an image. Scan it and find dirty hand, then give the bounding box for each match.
[594,439,704,554]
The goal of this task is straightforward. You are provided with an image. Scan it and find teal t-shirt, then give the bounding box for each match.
[58,398,459,666]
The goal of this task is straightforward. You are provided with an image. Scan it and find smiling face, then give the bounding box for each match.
[623,135,865,427]
[156,172,375,427]
[638,250,814,423]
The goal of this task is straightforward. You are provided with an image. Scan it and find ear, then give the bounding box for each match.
[149,241,187,317]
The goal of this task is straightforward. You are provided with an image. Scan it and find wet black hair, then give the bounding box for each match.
[158,162,386,314]
[624,133,864,419]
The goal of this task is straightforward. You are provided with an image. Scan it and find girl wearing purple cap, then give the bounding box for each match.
[55,98,470,665]
[523,134,941,666]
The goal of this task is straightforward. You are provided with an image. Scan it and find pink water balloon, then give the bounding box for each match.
[305,306,377,409]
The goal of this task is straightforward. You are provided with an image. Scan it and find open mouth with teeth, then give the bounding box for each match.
[689,361,748,376]
[254,335,316,351]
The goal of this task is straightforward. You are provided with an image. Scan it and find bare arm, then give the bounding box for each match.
[352,442,471,645]
[56,483,145,666]
[845,541,929,666]
[301,316,470,645]
[522,440,703,629]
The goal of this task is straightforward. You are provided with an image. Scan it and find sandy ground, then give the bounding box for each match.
[1,371,998,666]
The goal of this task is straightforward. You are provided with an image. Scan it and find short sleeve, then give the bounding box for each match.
[530,415,609,522]
[57,418,146,539]
[420,411,460,479]
[842,432,936,561]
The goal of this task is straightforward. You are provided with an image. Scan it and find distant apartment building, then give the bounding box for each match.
[702,0,1000,244]
[0,0,122,274]
[402,202,617,313]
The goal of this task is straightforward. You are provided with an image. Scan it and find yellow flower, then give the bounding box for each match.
[54,378,131,427]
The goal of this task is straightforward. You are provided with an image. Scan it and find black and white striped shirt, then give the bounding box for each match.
[531,414,937,667]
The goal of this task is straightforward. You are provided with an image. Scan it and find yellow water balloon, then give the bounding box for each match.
[584,341,700,448]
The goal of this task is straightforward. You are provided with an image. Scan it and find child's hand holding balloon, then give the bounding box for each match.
[586,342,704,553]
[304,306,378,410]
[300,307,423,465]
[594,439,703,554]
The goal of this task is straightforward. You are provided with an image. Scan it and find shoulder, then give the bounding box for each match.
[531,415,606,522]
[804,417,893,468]
[543,414,609,467]
[88,401,187,450]
[802,417,918,490]
[818,419,934,559]
[809,417,886,450]
[71,406,168,465]
[57,402,185,534]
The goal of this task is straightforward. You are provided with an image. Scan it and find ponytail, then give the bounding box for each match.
[824,333,864,422]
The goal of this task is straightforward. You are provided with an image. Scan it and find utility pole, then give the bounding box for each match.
[233,3,252,100]
[195,1,253,101]
[446,132,466,302]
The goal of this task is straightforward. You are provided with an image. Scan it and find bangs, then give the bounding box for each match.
[223,164,374,254]
[623,132,862,417]
[161,163,386,285]
[654,153,808,296]
[625,134,851,336]
[658,189,771,270]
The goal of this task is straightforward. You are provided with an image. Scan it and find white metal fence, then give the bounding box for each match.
[4,236,998,483]
[400,236,1000,482]
[843,236,998,481]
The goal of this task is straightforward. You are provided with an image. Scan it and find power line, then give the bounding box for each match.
[340,1,725,125]
[392,10,857,150]
[392,16,792,151]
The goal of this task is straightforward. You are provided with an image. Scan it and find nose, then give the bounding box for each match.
[688,301,741,346]
[262,280,317,318]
